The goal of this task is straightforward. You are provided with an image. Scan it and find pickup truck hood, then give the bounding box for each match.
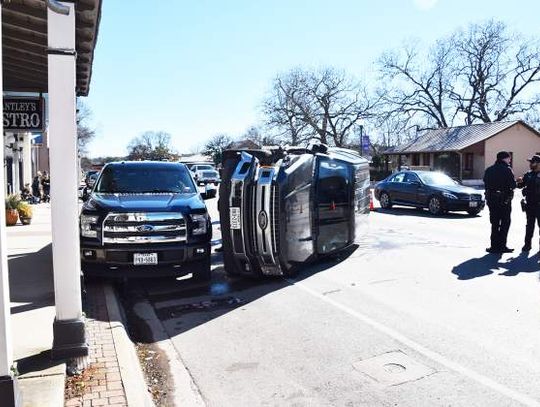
[90,192,206,212]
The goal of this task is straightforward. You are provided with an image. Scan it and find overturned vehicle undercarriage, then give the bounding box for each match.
[218,144,371,278]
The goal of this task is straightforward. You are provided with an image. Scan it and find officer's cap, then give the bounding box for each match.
[527,155,540,163]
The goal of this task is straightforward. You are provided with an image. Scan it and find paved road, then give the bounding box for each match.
[131,195,540,407]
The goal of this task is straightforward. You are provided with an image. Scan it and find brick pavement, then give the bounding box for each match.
[65,283,128,407]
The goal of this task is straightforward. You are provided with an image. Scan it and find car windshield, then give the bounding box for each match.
[418,172,457,186]
[196,165,213,171]
[95,165,196,194]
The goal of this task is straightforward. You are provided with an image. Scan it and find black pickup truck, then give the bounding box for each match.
[219,144,370,277]
[80,161,212,280]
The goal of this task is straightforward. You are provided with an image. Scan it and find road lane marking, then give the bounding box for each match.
[286,278,540,407]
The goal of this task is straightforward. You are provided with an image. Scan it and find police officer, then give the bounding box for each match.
[517,155,540,252]
[483,151,516,253]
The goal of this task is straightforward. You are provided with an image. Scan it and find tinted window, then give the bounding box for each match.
[95,165,195,194]
[404,173,420,183]
[316,159,351,254]
[318,160,349,204]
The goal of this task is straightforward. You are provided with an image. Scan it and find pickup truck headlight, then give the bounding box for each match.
[191,214,208,235]
[442,192,458,200]
[80,214,100,238]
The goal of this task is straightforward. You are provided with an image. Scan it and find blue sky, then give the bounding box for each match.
[84,0,540,158]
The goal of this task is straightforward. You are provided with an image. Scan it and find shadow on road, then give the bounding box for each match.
[122,244,359,344]
[451,252,539,280]
[374,207,480,219]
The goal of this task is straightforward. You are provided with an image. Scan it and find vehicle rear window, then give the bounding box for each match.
[95,165,196,194]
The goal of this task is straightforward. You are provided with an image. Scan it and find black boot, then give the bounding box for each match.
[522,241,532,252]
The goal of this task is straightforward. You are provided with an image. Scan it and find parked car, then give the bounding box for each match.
[79,161,212,280]
[374,170,485,216]
[219,144,370,278]
[189,164,218,182]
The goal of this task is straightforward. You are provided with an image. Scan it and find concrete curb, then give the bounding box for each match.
[103,284,154,407]
[133,300,206,407]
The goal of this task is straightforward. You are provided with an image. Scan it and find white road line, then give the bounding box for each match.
[287,278,540,407]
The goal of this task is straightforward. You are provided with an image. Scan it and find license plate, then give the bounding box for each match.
[133,253,158,266]
[230,207,241,229]
[469,201,478,208]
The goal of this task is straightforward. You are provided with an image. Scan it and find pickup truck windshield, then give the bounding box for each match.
[95,165,196,194]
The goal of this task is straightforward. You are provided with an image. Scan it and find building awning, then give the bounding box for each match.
[2,0,102,96]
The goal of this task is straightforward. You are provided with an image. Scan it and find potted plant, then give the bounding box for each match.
[5,194,20,226]
[17,201,33,225]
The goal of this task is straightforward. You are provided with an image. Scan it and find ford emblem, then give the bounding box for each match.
[137,224,154,232]
[258,211,268,230]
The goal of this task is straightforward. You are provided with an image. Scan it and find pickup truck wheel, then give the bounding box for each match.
[191,257,211,282]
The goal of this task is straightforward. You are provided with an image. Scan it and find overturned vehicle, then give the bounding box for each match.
[218,144,370,277]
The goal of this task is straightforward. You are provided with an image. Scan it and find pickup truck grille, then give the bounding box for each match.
[102,212,187,244]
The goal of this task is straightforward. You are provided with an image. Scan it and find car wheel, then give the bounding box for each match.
[380,192,392,209]
[467,209,481,216]
[428,196,443,215]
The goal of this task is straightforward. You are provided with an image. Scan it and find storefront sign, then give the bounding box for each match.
[3,97,45,132]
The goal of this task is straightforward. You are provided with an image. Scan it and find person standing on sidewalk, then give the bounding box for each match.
[41,171,51,203]
[517,155,540,252]
[31,171,43,203]
[483,151,516,253]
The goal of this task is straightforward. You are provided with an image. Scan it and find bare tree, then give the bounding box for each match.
[378,39,456,129]
[240,126,281,147]
[452,20,540,123]
[203,133,233,164]
[377,20,540,132]
[76,100,96,155]
[264,67,378,147]
[127,131,176,161]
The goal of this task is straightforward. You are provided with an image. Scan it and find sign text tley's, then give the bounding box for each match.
[3,97,44,132]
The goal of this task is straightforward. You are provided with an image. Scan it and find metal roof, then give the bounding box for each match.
[387,121,537,154]
[2,0,102,96]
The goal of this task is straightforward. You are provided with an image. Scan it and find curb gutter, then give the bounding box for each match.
[133,300,206,407]
[103,284,154,407]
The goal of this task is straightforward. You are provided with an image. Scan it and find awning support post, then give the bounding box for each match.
[0,1,21,405]
[48,1,88,361]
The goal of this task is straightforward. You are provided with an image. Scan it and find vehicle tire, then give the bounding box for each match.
[428,196,443,215]
[379,192,392,209]
[467,209,481,216]
[207,189,217,199]
[191,256,211,283]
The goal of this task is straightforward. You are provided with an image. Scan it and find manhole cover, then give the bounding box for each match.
[353,351,435,386]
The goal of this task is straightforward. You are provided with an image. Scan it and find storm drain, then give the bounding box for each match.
[353,351,435,387]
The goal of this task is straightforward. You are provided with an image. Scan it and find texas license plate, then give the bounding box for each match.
[230,207,241,229]
[133,253,158,266]
[469,201,478,208]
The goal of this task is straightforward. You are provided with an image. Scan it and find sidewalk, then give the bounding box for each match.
[6,204,146,407]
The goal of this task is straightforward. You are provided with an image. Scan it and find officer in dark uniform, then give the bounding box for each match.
[517,155,540,252]
[483,151,516,253]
